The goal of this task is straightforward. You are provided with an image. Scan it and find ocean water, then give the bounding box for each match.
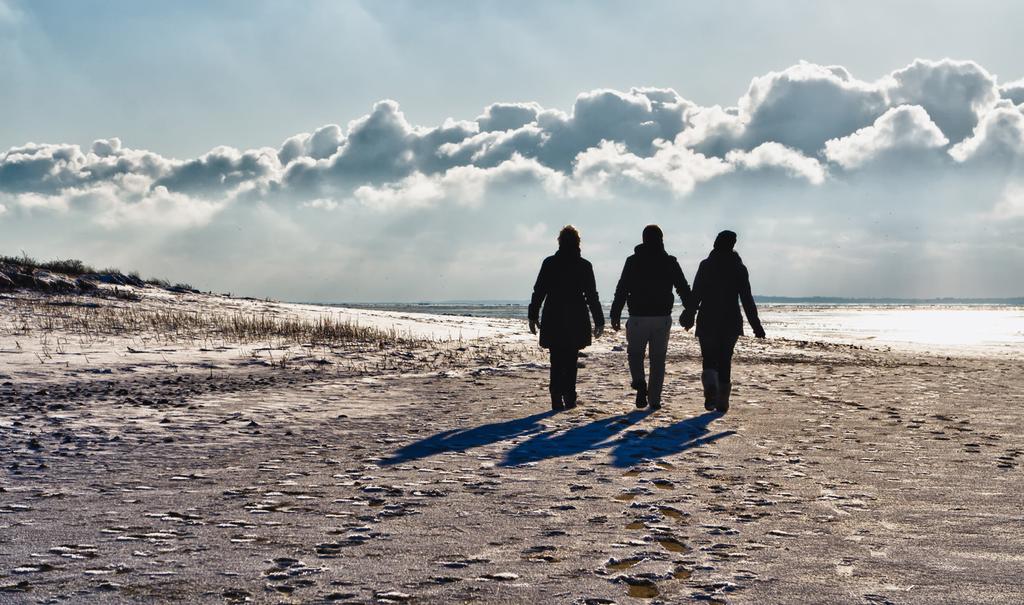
[757,305,1024,357]
[335,302,1024,358]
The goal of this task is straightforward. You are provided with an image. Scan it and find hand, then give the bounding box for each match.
[611,318,621,331]
[680,310,695,330]
[529,319,538,335]
[593,324,604,339]
[753,325,766,339]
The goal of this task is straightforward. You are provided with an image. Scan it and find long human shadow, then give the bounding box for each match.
[608,411,735,468]
[501,410,650,467]
[379,410,557,466]
[502,410,735,468]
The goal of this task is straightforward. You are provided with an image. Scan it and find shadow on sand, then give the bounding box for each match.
[379,410,558,466]
[607,411,735,468]
[381,407,735,469]
[503,410,734,468]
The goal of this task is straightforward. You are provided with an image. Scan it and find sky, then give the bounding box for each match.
[1,0,1023,301]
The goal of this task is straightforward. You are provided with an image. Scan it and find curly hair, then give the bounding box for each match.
[557,225,581,250]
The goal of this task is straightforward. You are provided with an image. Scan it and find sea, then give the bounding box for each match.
[331,301,1024,359]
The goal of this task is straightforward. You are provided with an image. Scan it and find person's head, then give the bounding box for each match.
[558,225,581,251]
[642,224,664,246]
[713,230,737,251]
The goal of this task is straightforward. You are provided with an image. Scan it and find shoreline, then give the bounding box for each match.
[319,300,1024,361]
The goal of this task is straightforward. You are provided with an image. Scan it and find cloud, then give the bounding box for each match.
[1002,79,1024,106]
[884,59,1000,144]
[477,102,541,132]
[688,62,888,157]
[152,145,280,196]
[0,141,173,195]
[949,102,1024,164]
[824,105,949,170]
[350,154,565,210]
[726,142,826,184]
[569,139,731,197]
[2,58,1024,225]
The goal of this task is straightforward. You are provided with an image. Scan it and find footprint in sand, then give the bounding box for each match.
[604,556,646,572]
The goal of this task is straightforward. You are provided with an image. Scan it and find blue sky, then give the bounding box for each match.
[2,1,1023,300]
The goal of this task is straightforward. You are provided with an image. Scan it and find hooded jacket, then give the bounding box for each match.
[528,247,604,350]
[610,242,691,321]
[685,248,763,338]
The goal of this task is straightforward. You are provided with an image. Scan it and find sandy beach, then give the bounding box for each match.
[1,288,1022,604]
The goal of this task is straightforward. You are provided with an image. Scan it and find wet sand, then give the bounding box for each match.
[2,292,1023,604]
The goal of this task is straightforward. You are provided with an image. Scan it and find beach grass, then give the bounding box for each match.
[2,296,421,349]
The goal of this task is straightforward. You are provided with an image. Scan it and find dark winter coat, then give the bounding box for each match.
[610,242,691,321]
[685,249,763,339]
[528,248,604,350]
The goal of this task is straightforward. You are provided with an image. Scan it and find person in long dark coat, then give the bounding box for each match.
[529,225,605,410]
[681,230,765,413]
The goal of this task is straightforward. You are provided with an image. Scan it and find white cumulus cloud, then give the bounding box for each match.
[884,59,1000,144]
[1002,79,1024,106]
[949,102,1024,163]
[824,105,949,170]
[726,142,826,185]
[2,58,1024,223]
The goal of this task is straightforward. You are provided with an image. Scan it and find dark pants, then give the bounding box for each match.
[549,348,580,404]
[698,334,739,384]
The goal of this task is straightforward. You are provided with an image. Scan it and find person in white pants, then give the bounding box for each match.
[610,225,693,410]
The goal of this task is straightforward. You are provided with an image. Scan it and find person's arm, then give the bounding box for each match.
[680,261,703,330]
[609,258,630,330]
[583,261,604,336]
[738,264,765,338]
[528,259,549,334]
[671,258,692,309]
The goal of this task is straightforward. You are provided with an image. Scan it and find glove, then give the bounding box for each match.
[680,309,695,330]
[529,319,538,335]
[753,324,766,339]
[593,324,604,339]
[610,317,621,331]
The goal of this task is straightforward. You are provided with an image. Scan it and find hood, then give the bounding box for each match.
[708,247,743,265]
[634,242,666,256]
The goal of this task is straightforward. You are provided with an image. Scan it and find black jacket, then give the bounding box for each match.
[610,242,691,321]
[684,249,763,339]
[529,248,604,350]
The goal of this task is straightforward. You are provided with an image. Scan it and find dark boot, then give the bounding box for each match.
[563,392,578,409]
[551,394,564,411]
[701,370,719,411]
[632,380,648,409]
[716,381,731,414]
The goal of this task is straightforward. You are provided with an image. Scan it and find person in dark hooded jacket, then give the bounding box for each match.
[610,225,692,410]
[529,225,605,410]
[681,230,765,413]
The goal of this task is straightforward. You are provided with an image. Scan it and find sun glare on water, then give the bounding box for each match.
[761,306,1024,357]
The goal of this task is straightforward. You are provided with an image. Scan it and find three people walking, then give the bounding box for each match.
[529,225,764,414]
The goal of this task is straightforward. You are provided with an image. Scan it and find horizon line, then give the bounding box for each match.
[311,296,1024,305]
